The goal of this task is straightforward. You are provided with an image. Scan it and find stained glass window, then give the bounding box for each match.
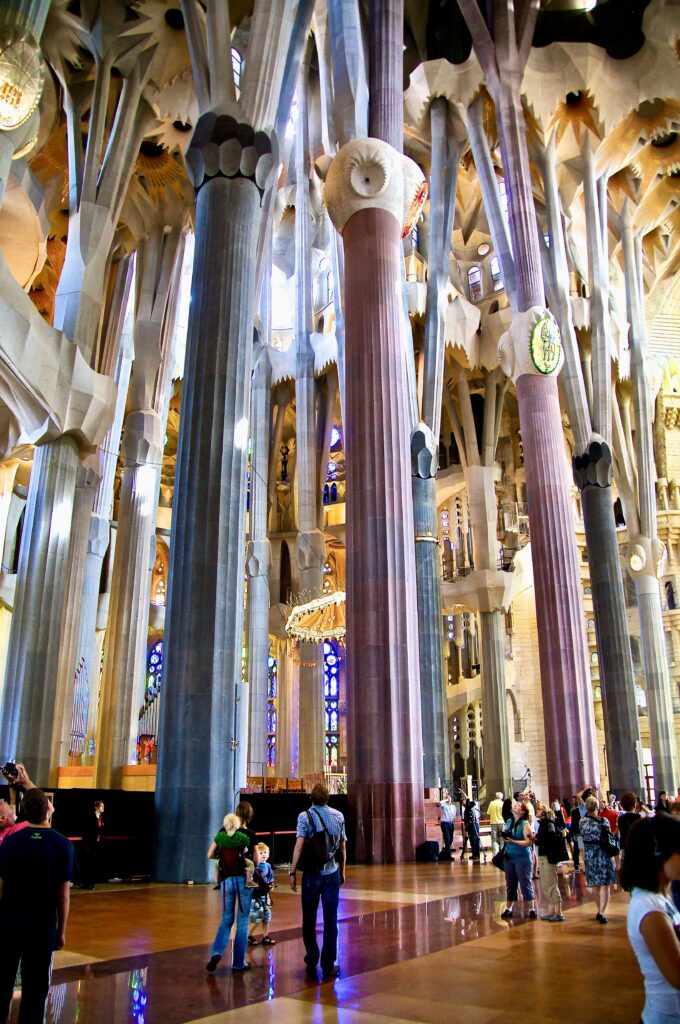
[323,640,341,768]
[147,640,163,699]
[267,651,277,767]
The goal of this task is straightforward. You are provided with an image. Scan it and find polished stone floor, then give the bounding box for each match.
[11,862,643,1023]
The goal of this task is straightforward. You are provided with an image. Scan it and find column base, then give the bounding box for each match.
[351,781,426,862]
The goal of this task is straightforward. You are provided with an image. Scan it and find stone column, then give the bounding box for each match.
[154,116,278,883]
[622,216,679,793]
[412,431,449,788]
[94,410,163,787]
[499,310,599,797]
[245,343,272,773]
[573,444,644,792]
[294,66,325,777]
[325,132,427,860]
[0,435,80,784]
[50,464,98,780]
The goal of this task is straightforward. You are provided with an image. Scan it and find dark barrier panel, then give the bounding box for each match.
[239,792,350,865]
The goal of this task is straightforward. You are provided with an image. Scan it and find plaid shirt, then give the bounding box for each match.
[296,804,346,876]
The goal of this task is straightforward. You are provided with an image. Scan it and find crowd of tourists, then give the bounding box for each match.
[437,783,680,1022]
[2,765,680,1022]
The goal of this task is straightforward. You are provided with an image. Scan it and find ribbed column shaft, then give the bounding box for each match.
[516,374,599,798]
[0,435,80,785]
[344,207,425,861]
[94,410,163,788]
[368,0,403,150]
[479,609,511,796]
[580,483,643,791]
[413,474,449,787]
[246,352,272,771]
[154,176,261,883]
[50,468,97,781]
[636,575,678,794]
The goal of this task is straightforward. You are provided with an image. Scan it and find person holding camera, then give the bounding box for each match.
[437,790,457,861]
[0,763,34,848]
[500,801,537,920]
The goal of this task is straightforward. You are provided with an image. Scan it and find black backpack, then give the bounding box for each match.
[299,809,336,872]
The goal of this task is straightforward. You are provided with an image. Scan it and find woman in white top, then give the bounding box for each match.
[621,813,680,1024]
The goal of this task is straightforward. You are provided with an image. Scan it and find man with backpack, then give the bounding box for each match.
[289,783,346,980]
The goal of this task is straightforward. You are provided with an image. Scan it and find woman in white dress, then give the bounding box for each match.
[621,813,680,1024]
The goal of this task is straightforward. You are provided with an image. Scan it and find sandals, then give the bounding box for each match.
[247,936,257,946]
[262,937,276,945]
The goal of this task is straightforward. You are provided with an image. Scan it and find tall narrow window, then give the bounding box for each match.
[490,254,503,291]
[267,650,277,768]
[467,265,482,302]
[231,47,242,98]
[323,640,341,768]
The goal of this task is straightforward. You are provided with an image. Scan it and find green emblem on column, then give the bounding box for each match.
[529,314,561,374]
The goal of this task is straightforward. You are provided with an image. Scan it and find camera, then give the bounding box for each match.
[1,761,18,781]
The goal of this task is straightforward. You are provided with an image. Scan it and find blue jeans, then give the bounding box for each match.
[504,854,535,902]
[211,877,253,968]
[301,868,340,971]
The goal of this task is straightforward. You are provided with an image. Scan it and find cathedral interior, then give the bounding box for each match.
[0,0,679,1018]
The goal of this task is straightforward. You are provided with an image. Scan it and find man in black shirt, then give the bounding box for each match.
[0,788,74,1023]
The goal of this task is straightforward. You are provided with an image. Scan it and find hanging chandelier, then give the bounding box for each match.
[285,590,346,643]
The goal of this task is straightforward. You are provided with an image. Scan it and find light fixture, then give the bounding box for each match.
[477,242,490,256]
[0,37,43,131]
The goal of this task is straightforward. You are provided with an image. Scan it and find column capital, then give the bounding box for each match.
[185,109,278,202]
[572,437,613,491]
[498,308,564,382]
[627,534,667,582]
[323,137,427,236]
[246,538,272,578]
[296,528,326,573]
[121,409,163,469]
[411,421,437,479]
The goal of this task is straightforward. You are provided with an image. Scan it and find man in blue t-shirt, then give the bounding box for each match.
[0,788,74,1023]
[289,783,346,980]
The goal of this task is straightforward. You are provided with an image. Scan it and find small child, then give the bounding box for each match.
[214,813,258,888]
[248,843,276,946]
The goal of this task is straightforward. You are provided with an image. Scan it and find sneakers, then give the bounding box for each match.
[233,963,252,972]
[206,955,221,972]
[501,908,513,919]
[541,913,565,922]
[596,913,608,924]
[529,909,538,920]
[322,966,341,980]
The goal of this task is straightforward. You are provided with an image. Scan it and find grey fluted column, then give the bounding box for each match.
[0,436,80,784]
[622,215,678,793]
[574,446,643,791]
[94,410,164,787]
[294,61,325,778]
[50,464,98,781]
[245,343,272,775]
[154,116,277,883]
[539,136,642,791]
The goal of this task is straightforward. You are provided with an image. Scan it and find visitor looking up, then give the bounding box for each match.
[437,789,457,861]
[580,795,617,924]
[487,792,505,855]
[500,801,537,920]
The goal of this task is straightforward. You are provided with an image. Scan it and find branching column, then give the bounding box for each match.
[294,63,325,777]
[460,0,599,797]
[622,213,679,793]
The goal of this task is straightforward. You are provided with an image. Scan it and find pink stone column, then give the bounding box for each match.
[516,373,599,797]
[343,207,425,862]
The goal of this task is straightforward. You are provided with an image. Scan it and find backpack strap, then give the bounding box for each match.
[309,807,338,857]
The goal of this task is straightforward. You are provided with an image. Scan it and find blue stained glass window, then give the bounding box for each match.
[323,639,342,768]
[147,640,163,697]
